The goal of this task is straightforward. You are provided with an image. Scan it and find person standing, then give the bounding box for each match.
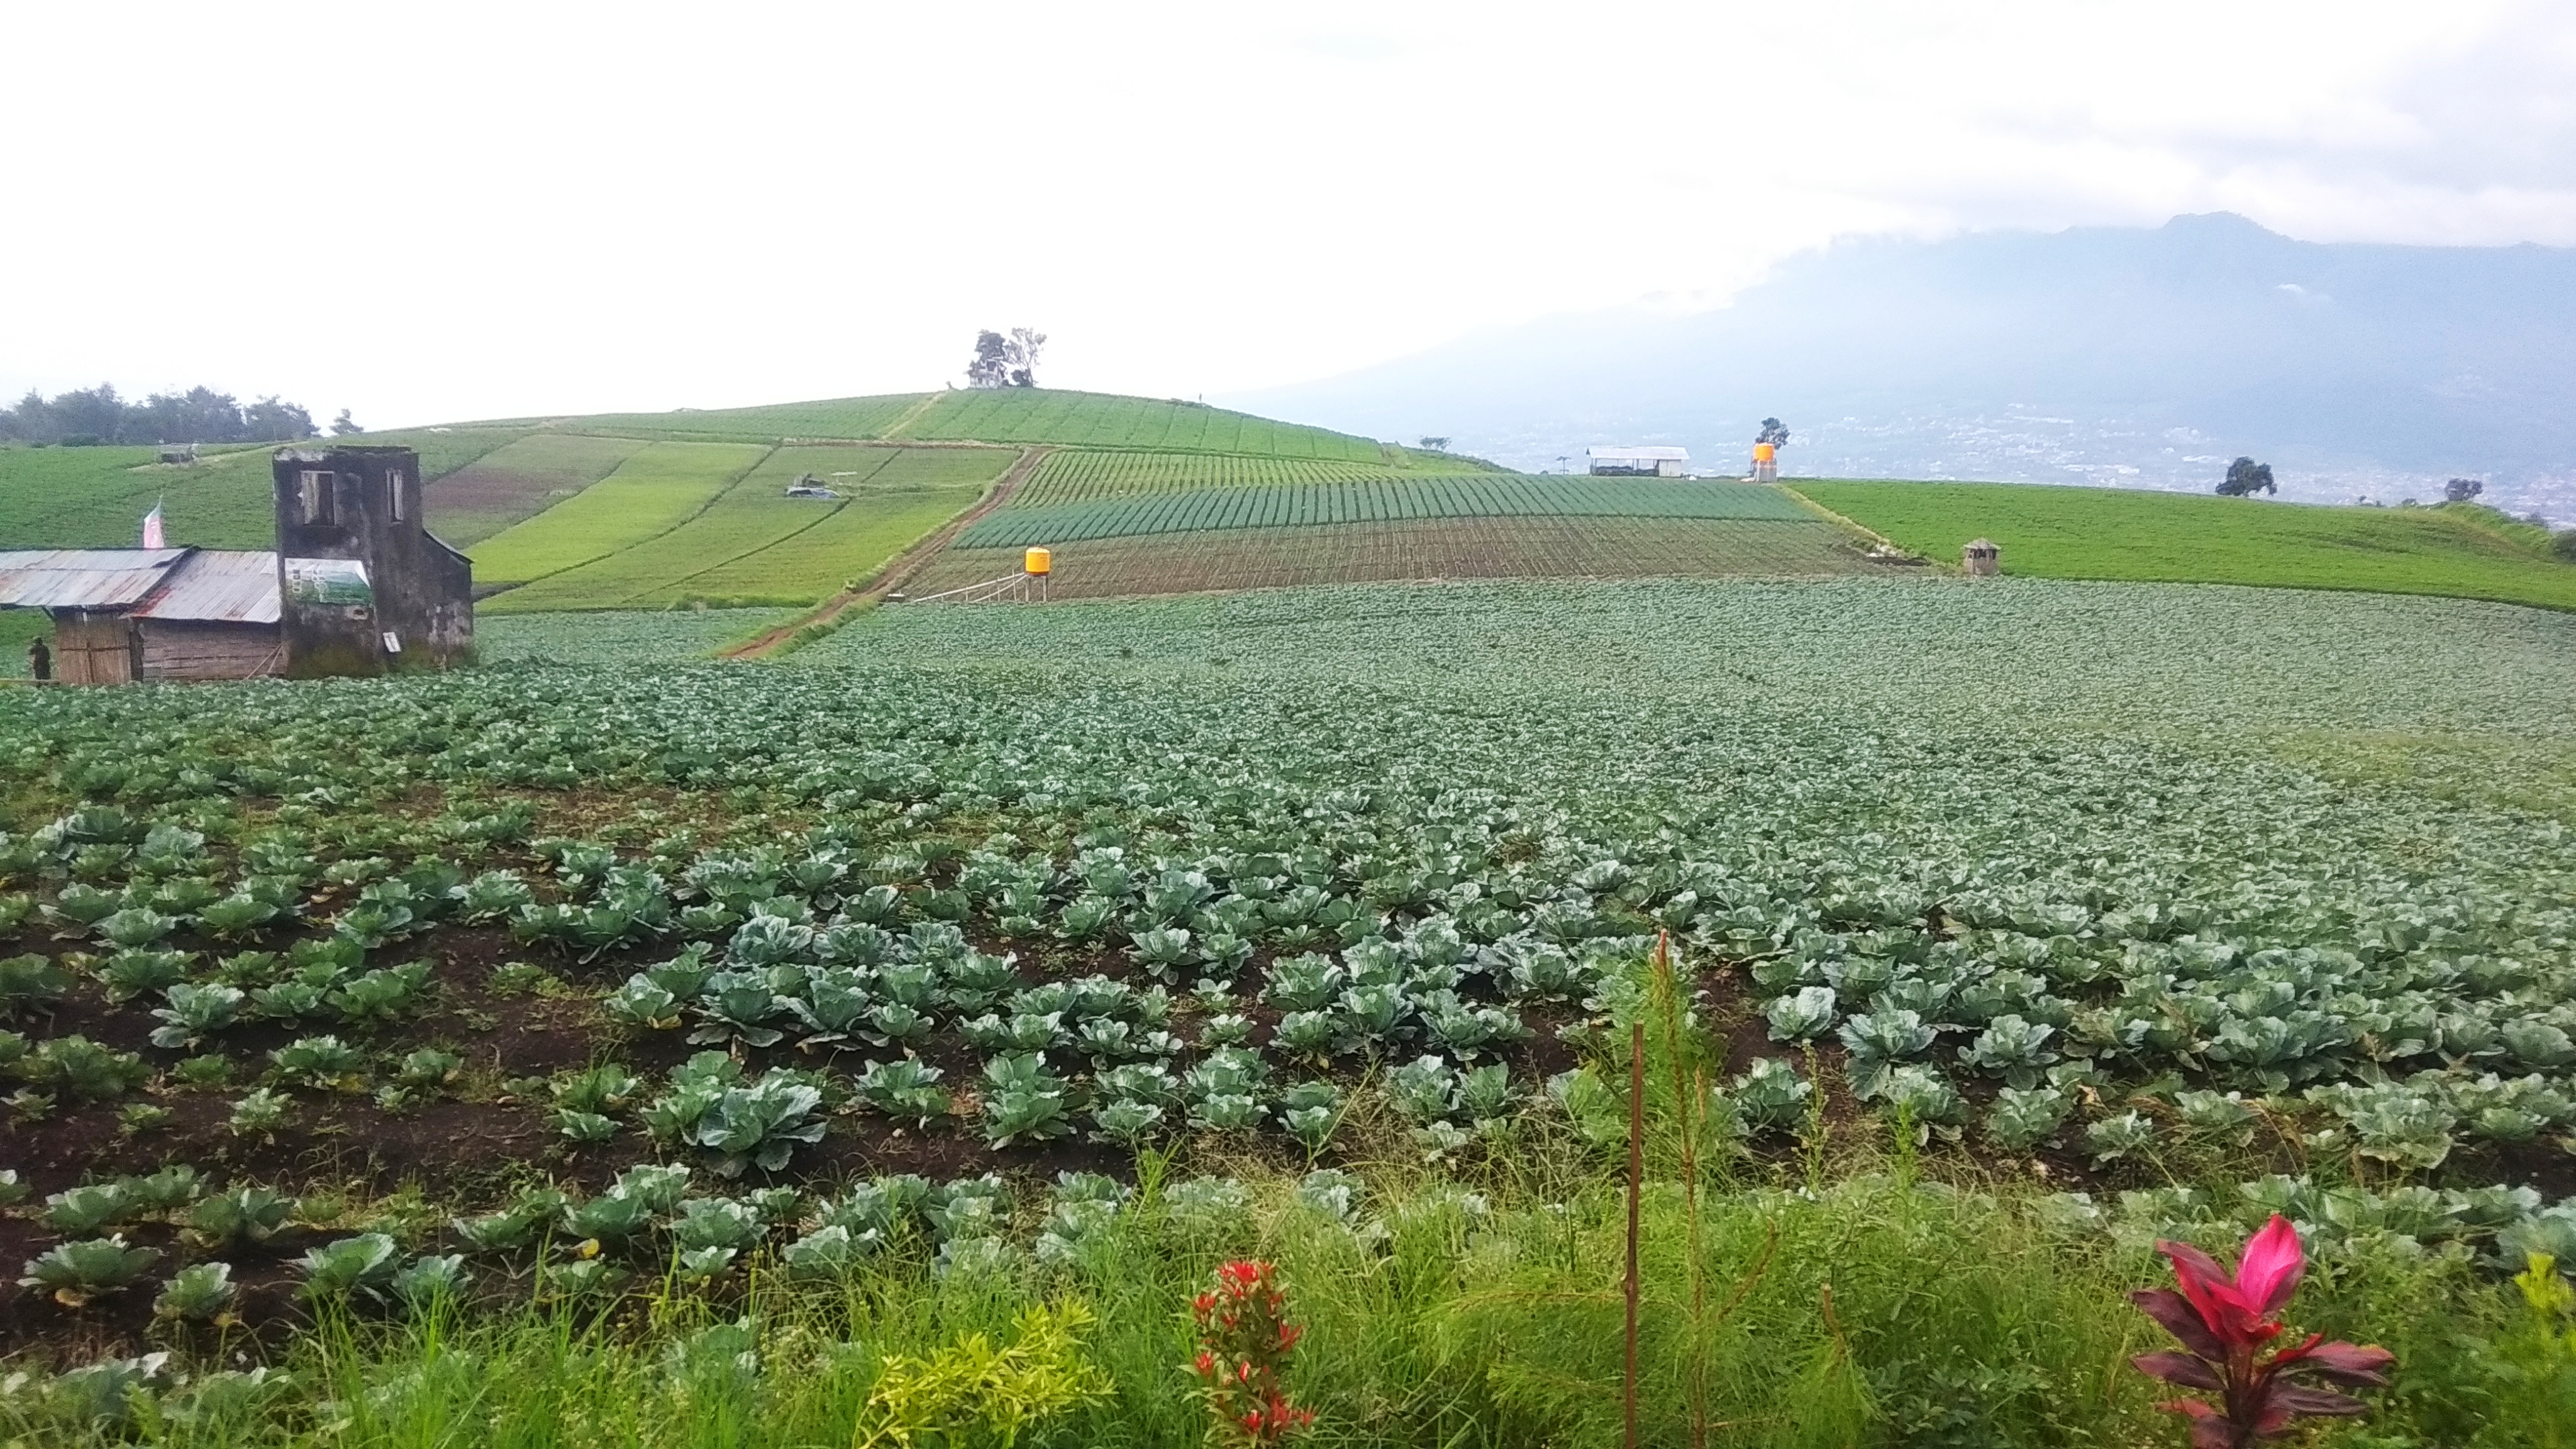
[28,636,51,682]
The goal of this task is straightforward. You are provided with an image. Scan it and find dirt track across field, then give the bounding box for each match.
[717,445,1052,658]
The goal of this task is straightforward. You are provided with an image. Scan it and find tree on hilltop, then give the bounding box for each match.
[967,328,1047,388]
[2445,477,2484,503]
[2217,457,2276,496]
[330,408,362,436]
[1418,436,1450,452]
[1004,328,1045,387]
[966,331,1012,389]
[1757,418,1790,448]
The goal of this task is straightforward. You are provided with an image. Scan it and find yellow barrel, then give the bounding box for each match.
[1753,442,1776,464]
[1024,547,1052,577]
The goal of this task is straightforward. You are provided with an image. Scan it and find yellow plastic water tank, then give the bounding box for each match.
[1024,547,1052,577]
[1752,442,1777,464]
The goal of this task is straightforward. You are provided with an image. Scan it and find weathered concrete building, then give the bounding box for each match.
[0,445,472,683]
[273,446,473,676]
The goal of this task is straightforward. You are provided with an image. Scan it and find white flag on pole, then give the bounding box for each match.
[142,502,164,550]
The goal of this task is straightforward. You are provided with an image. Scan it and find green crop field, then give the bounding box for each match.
[0,443,280,551]
[467,441,771,589]
[477,607,791,664]
[911,514,1892,599]
[1012,448,1433,506]
[484,445,1013,612]
[1797,479,2576,610]
[891,389,1391,460]
[4,574,2575,1443]
[543,396,926,445]
[425,433,650,545]
[957,476,1812,549]
[0,430,523,555]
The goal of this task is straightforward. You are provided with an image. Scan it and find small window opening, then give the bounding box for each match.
[389,469,408,522]
[299,469,334,524]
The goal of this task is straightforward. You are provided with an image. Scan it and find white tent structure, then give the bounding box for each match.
[1585,445,1690,478]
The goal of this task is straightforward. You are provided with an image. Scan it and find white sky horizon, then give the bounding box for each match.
[6,1,2573,432]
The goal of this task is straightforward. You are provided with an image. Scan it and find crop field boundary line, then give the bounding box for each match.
[614,452,916,605]
[475,443,780,601]
[871,393,948,441]
[718,445,1054,659]
[1779,485,1950,572]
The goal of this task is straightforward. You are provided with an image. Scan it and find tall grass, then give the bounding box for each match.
[8,1163,2549,1448]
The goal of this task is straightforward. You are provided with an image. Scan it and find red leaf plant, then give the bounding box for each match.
[1187,1259,1316,1446]
[2128,1214,2397,1448]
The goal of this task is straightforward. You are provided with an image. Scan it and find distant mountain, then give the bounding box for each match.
[1226,214,2576,519]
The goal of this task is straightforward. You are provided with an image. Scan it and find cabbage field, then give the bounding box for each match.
[3,575,2574,1440]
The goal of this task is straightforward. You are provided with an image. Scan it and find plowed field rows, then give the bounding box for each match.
[909,516,1893,599]
[1013,449,1411,506]
[958,477,1812,548]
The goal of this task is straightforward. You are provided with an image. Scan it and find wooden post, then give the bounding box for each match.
[1624,1017,1646,1449]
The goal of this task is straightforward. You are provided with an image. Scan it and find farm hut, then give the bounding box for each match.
[1586,445,1690,478]
[1963,538,2000,576]
[0,548,282,683]
[0,445,474,683]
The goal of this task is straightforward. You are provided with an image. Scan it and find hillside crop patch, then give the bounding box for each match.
[1797,480,2576,610]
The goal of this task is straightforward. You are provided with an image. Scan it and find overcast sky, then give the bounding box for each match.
[6,0,2573,429]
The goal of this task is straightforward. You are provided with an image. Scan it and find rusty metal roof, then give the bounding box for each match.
[0,548,282,623]
[131,550,281,625]
[0,549,193,610]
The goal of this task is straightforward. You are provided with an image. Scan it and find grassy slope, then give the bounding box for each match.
[0,430,524,553]
[467,441,772,588]
[470,389,1398,462]
[1797,480,2576,610]
[426,433,652,545]
[483,445,1011,611]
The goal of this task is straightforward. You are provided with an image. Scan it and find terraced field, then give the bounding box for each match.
[482,445,1013,612]
[1012,448,1449,506]
[424,434,650,546]
[467,441,772,590]
[520,390,1399,464]
[957,475,1811,548]
[908,515,1893,599]
[1799,480,2576,611]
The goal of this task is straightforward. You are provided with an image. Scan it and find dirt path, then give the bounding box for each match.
[873,392,948,441]
[717,445,1053,659]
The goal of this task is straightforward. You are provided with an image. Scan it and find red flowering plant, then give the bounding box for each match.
[2128,1214,2397,1448]
[1187,1259,1316,1446]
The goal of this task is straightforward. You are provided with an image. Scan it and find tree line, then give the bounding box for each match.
[0,384,320,447]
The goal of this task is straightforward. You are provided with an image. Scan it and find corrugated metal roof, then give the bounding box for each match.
[132,551,280,625]
[0,549,193,609]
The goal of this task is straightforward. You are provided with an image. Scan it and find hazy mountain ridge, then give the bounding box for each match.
[1227,214,2576,519]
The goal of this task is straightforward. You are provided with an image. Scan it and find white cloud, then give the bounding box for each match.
[2,0,2569,427]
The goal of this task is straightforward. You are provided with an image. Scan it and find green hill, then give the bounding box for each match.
[11,395,2576,621]
[1794,480,2576,611]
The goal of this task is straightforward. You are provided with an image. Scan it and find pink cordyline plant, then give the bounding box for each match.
[1187,1260,1316,1446]
[2129,1214,2396,1447]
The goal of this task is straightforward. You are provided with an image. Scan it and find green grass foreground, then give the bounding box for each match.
[1794,482,2576,611]
[5,1167,2562,1448]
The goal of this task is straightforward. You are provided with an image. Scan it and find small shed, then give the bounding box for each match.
[1586,445,1690,478]
[1962,538,2001,577]
[0,548,283,683]
[3,443,474,684]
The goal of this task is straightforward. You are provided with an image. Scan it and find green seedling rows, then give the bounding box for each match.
[1798,480,2576,611]
[482,446,1011,612]
[1013,448,1428,506]
[424,433,650,546]
[955,475,1813,549]
[467,441,772,590]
